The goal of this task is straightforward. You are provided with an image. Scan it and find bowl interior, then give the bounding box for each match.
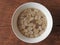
[11,2,53,43]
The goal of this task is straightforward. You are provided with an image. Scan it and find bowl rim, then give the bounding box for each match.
[11,2,53,43]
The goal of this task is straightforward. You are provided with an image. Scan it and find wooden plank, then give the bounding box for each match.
[0,0,60,45]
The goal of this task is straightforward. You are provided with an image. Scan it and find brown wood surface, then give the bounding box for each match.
[0,0,60,45]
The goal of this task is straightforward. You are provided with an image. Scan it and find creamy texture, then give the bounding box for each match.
[17,8,47,38]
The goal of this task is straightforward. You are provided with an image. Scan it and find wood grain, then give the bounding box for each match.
[0,0,60,45]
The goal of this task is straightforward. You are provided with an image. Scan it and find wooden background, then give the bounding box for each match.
[0,0,60,45]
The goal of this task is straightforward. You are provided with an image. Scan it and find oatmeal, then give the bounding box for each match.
[17,8,47,38]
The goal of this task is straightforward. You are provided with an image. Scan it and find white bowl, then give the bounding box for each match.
[11,2,53,43]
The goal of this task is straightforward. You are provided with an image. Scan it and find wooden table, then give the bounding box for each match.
[0,0,60,45]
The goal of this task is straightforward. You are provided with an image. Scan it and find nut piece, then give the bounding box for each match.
[23,29,28,33]
[39,30,45,35]
[33,29,39,34]
[28,30,34,35]
[24,32,30,37]
[30,34,34,38]
[34,33,39,37]
[27,26,33,31]
[38,26,42,31]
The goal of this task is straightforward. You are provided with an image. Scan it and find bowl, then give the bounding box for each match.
[11,2,53,43]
